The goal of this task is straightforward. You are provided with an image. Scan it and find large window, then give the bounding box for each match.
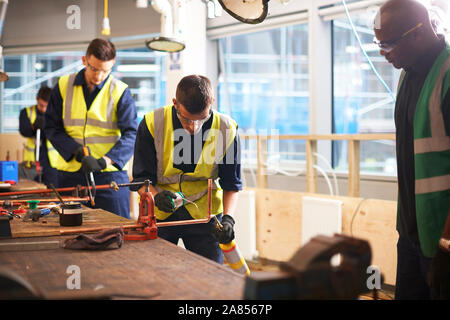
[2,52,83,132]
[332,12,400,175]
[1,48,165,132]
[218,24,309,166]
[115,48,166,123]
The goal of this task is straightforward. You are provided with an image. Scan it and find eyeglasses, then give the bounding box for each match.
[86,61,112,75]
[373,22,423,53]
[175,107,212,127]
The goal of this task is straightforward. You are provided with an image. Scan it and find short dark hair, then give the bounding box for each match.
[176,75,214,114]
[36,86,52,102]
[86,38,116,61]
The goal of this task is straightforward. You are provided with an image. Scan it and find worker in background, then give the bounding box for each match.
[45,38,137,218]
[131,75,242,263]
[374,0,450,299]
[19,86,58,187]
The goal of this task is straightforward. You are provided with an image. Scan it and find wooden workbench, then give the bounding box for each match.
[9,207,137,238]
[0,236,245,300]
[0,207,245,300]
[0,178,46,193]
[10,179,47,191]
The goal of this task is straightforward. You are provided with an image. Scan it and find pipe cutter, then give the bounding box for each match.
[122,179,213,240]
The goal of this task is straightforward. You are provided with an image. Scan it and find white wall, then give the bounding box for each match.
[2,0,161,55]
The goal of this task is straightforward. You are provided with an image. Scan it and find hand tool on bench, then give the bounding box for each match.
[123,180,157,240]
[49,183,66,206]
[0,201,20,219]
[35,128,42,183]
[82,146,96,207]
[22,200,42,222]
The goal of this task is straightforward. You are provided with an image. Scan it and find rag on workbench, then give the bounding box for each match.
[62,227,123,250]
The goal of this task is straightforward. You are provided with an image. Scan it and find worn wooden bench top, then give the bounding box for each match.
[0,235,245,300]
[10,207,137,238]
[1,207,245,300]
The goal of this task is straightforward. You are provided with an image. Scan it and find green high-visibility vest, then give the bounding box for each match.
[398,44,450,257]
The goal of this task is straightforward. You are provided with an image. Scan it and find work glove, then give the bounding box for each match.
[428,246,450,299]
[33,116,45,130]
[213,214,235,244]
[154,190,184,213]
[74,145,86,162]
[81,156,107,173]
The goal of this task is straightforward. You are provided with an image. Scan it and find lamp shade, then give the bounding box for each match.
[217,0,269,24]
[146,37,185,53]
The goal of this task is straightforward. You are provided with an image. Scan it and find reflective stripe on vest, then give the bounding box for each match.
[23,105,57,164]
[414,57,450,155]
[23,106,37,162]
[49,73,128,172]
[145,104,238,220]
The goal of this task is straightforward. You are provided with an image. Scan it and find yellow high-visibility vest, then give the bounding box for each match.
[48,73,128,172]
[23,105,56,165]
[23,105,38,163]
[145,104,238,220]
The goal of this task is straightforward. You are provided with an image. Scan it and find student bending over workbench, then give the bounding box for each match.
[131,75,242,263]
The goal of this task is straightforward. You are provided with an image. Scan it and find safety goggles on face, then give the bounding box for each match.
[373,22,423,53]
[86,61,112,75]
[176,107,212,127]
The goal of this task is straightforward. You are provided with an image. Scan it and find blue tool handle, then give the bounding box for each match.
[40,208,51,217]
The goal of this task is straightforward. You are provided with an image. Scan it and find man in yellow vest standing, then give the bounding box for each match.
[19,85,58,187]
[131,75,242,263]
[45,38,137,219]
[374,0,450,299]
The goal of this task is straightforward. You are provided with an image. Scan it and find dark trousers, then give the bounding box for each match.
[157,208,223,264]
[41,165,58,188]
[395,235,433,300]
[57,170,131,219]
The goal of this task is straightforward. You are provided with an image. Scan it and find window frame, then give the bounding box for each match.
[209,0,398,181]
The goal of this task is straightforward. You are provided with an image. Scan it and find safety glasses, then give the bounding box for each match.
[373,22,423,53]
[175,107,212,127]
[86,61,112,75]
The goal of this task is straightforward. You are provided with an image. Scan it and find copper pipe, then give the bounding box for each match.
[0,185,110,197]
[0,181,145,198]
[156,178,212,227]
[60,179,213,235]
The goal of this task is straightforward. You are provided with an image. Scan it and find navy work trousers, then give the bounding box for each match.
[395,235,433,299]
[40,165,58,188]
[57,170,131,219]
[157,208,223,264]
